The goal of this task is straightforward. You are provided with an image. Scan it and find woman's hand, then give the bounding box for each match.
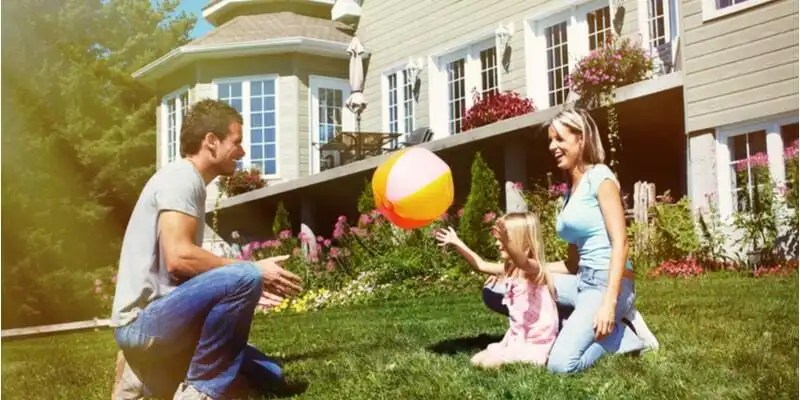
[435,227,462,247]
[593,300,616,340]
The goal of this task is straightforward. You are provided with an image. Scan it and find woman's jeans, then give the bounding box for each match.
[114,263,283,399]
[482,268,644,373]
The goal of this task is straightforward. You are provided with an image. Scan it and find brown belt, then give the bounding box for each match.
[623,268,636,280]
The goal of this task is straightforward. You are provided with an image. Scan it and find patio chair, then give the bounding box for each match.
[401,127,433,147]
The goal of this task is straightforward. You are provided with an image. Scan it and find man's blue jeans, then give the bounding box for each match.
[482,268,644,373]
[114,263,283,399]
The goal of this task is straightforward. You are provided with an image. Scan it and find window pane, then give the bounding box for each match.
[252,129,263,143]
[265,160,276,175]
[266,144,276,158]
[252,145,263,159]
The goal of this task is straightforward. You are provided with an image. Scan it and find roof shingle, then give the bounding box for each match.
[190,12,353,47]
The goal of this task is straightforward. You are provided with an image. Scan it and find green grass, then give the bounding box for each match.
[2,273,798,400]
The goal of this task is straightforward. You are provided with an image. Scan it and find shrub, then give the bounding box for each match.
[272,201,291,237]
[458,152,502,260]
[461,90,535,132]
[522,182,569,262]
[357,179,375,214]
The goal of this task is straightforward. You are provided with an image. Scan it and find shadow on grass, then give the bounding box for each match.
[426,334,504,355]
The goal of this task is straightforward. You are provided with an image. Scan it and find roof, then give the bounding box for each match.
[191,12,353,47]
[132,12,356,85]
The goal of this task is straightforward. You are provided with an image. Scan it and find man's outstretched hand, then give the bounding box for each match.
[254,255,303,299]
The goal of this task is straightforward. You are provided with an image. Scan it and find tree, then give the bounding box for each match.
[458,152,502,259]
[272,201,291,236]
[1,0,194,327]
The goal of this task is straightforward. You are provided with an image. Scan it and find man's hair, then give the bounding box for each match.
[180,99,243,157]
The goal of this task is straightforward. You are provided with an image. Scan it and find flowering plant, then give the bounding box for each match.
[567,37,654,100]
[217,166,266,197]
[648,257,705,278]
[461,90,535,132]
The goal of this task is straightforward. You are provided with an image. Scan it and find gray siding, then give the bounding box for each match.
[683,0,798,133]
[355,0,643,135]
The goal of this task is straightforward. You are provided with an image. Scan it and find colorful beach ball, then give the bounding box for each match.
[371,147,454,229]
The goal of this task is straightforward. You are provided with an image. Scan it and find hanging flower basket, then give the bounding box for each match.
[217,166,267,197]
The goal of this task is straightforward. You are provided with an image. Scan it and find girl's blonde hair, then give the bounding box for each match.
[500,212,556,298]
[549,108,605,167]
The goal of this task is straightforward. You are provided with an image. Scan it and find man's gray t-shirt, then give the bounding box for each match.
[110,158,206,327]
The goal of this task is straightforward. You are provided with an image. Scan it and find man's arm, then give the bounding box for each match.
[159,210,239,280]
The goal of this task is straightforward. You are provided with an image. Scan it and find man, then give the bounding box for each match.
[110,99,303,400]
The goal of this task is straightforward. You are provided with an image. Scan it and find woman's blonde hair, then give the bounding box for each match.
[549,108,605,167]
[500,212,556,298]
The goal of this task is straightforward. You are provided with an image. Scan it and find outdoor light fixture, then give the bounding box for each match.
[494,22,514,71]
[405,56,424,83]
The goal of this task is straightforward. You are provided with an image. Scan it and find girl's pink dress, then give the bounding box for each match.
[484,277,559,365]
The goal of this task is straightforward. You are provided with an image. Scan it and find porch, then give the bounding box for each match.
[208,72,685,243]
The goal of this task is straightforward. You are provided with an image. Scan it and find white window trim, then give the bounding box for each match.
[715,112,798,219]
[160,86,190,167]
[213,74,280,179]
[307,75,354,174]
[428,36,500,138]
[701,0,778,22]
[381,63,416,136]
[524,0,612,110]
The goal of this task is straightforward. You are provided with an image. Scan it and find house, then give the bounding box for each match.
[131,0,798,253]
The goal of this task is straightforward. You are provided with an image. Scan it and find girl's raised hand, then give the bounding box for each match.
[435,226,460,246]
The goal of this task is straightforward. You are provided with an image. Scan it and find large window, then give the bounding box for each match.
[216,76,278,176]
[161,88,189,166]
[383,67,416,147]
[716,115,799,217]
[432,38,499,135]
[527,0,613,109]
[701,0,777,21]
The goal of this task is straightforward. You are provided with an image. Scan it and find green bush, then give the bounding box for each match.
[357,179,375,214]
[458,152,502,260]
[523,183,569,262]
[272,201,291,237]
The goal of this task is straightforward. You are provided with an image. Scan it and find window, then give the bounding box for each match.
[310,76,353,174]
[701,0,778,22]
[545,21,569,107]
[728,130,767,213]
[647,0,667,48]
[526,0,614,109]
[716,115,799,217]
[383,68,416,140]
[215,75,278,177]
[161,88,189,166]
[716,0,750,8]
[431,38,499,135]
[447,58,466,134]
[587,6,612,50]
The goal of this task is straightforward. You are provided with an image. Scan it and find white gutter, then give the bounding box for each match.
[132,37,361,82]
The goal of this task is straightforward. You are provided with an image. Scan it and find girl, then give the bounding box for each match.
[435,212,559,368]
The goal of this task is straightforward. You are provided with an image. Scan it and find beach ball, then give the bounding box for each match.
[371,147,454,229]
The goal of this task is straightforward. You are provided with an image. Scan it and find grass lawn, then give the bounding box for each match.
[2,273,797,400]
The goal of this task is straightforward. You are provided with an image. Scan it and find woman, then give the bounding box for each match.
[481,107,659,373]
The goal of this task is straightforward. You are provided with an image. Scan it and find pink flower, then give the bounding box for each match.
[95,286,102,294]
[323,239,332,248]
[279,230,291,240]
[329,247,341,258]
[358,213,372,227]
[483,212,497,223]
[298,232,307,241]
[512,182,523,190]
[316,236,324,243]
